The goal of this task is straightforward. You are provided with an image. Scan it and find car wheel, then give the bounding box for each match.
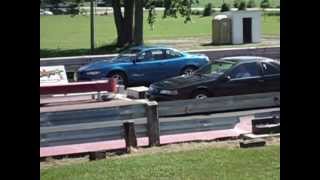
[192,90,209,99]
[108,72,127,87]
[181,66,197,76]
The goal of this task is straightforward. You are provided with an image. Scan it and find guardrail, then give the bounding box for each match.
[40,46,280,77]
[40,79,117,95]
[40,92,280,148]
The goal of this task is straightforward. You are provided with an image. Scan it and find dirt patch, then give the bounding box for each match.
[40,136,280,170]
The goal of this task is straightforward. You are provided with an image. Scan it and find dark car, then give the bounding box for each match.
[77,46,210,87]
[147,56,280,101]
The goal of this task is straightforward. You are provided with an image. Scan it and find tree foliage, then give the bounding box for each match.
[260,0,270,9]
[233,0,241,8]
[247,0,256,8]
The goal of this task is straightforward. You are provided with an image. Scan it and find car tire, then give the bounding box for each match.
[192,90,209,99]
[108,72,128,87]
[181,66,197,75]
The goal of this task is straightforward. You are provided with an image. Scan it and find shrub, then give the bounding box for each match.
[238,1,246,10]
[50,8,66,15]
[264,11,280,16]
[247,0,257,8]
[233,0,241,8]
[203,3,213,16]
[221,3,230,12]
[191,10,202,15]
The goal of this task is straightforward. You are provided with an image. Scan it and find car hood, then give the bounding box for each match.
[78,56,132,71]
[152,73,221,89]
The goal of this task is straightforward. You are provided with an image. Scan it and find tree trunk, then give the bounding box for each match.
[123,0,134,44]
[112,0,125,46]
[134,0,143,45]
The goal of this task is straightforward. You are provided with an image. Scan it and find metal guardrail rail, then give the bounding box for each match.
[40,92,280,147]
[40,46,280,74]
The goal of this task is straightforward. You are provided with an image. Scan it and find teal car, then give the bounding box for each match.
[77,46,210,86]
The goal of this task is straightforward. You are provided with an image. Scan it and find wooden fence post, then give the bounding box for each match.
[123,121,137,153]
[89,151,106,161]
[146,101,160,146]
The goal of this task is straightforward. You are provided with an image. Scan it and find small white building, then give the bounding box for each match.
[213,10,262,44]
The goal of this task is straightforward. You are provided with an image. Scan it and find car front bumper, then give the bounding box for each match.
[146,92,184,101]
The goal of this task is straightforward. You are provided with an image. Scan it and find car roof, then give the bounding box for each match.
[129,45,176,51]
[217,56,278,64]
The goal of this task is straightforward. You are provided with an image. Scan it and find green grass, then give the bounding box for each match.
[40,14,279,50]
[41,145,280,180]
[194,0,280,8]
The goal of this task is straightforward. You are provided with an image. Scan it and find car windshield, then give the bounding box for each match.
[195,61,236,75]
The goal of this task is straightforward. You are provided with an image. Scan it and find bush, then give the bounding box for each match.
[247,0,257,8]
[67,4,79,15]
[233,0,241,8]
[50,8,67,15]
[260,0,271,9]
[203,3,213,16]
[221,3,230,12]
[154,0,164,7]
[238,1,246,10]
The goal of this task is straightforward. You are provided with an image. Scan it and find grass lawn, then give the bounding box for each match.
[40,145,280,180]
[40,14,279,50]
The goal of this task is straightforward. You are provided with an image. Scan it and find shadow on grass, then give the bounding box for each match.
[40,43,131,58]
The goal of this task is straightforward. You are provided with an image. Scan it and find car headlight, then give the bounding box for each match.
[160,90,178,95]
[86,71,101,75]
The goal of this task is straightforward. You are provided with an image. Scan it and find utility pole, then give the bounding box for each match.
[90,0,96,54]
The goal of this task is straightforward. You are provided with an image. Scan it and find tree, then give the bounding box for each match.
[70,0,199,47]
[121,0,198,46]
[134,0,143,45]
[260,0,270,9]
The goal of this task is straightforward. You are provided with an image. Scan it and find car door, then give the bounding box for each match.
[160,49,186,79]
[127,49,166,85]
[214,62,265,96]
[260,61,280,92]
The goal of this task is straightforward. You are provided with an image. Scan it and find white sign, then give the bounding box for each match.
[40,66,68,85]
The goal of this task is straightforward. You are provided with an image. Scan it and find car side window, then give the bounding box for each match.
[229,62,260,79]
[137,52,147,61]
[165,49,182,59]
[262,62,280,75]
[150,49,165,60]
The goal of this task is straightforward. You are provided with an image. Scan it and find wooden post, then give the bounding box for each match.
[89,151,106,161]
[146,101,160,146]
[123,121,137,153]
